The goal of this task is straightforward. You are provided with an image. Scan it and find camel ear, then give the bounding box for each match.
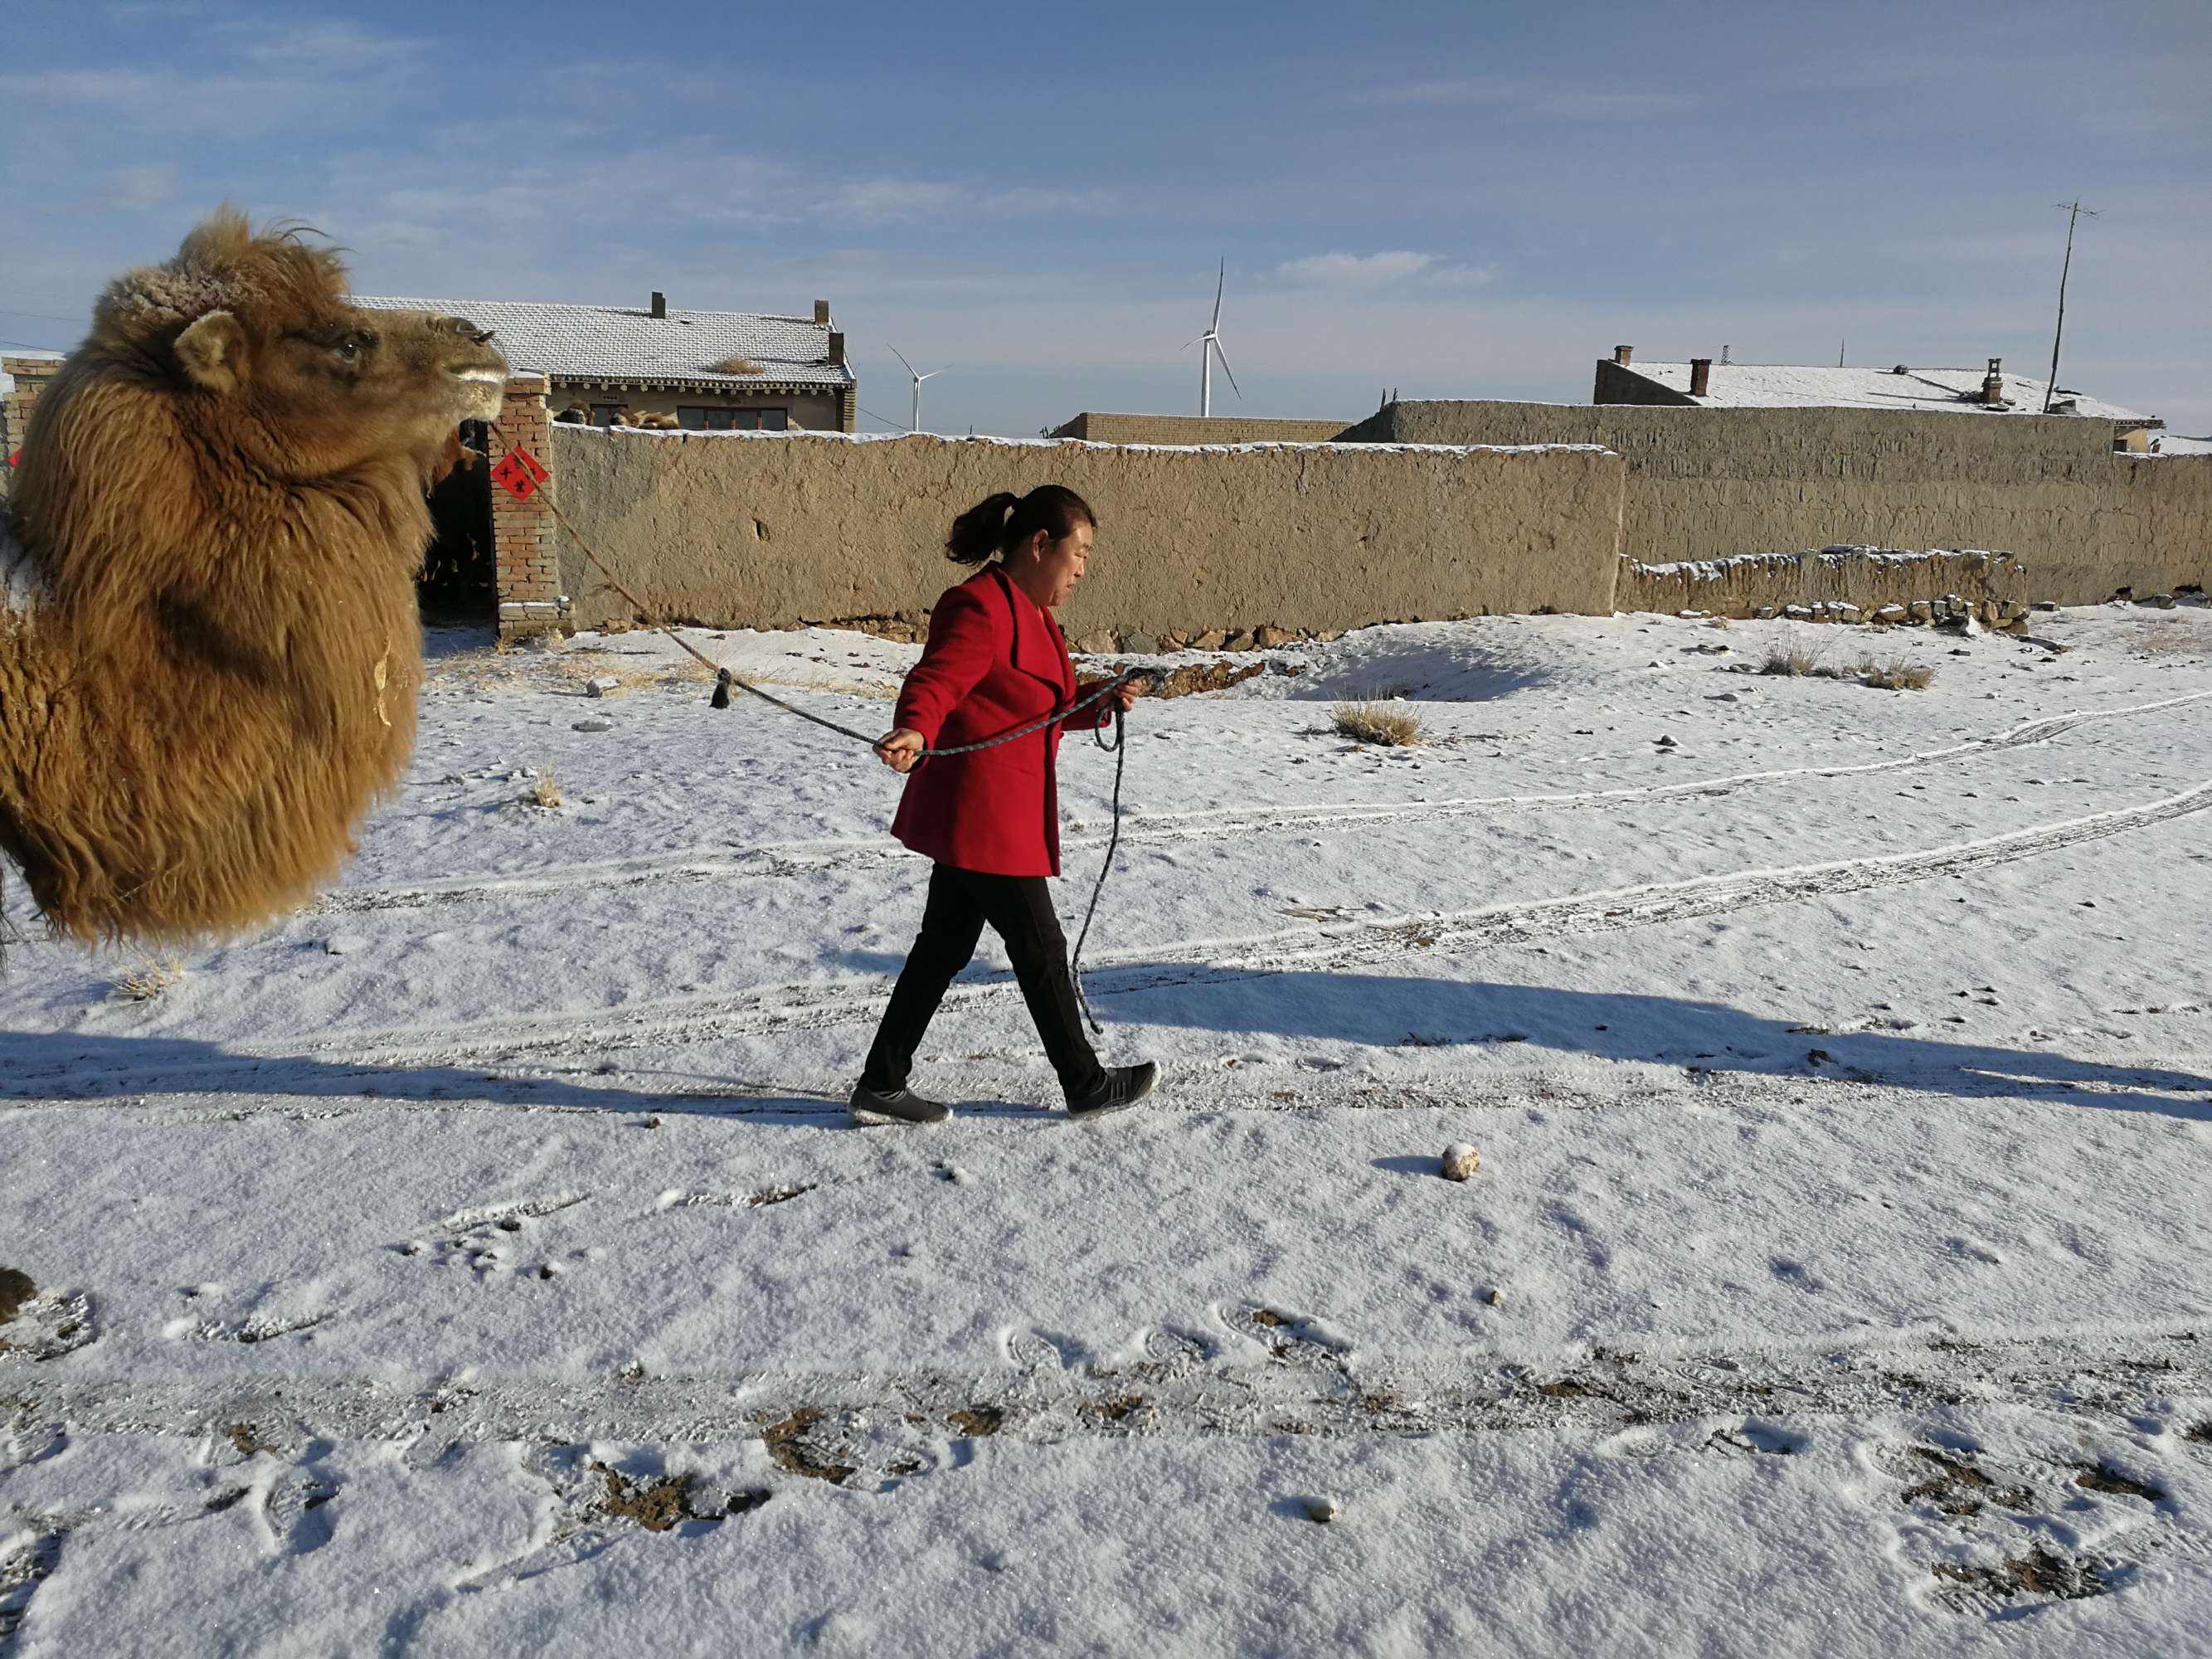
[174,311,247,395]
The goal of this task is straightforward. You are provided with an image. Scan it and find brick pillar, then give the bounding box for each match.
[2,354,63,502]
[492,374,566,640]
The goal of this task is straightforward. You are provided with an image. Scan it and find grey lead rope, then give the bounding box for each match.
[708,661,1144,757]
[712,661,1162,1035]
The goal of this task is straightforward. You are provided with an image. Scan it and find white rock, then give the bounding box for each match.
[323,935,367,956]
[1304,1496,1339,1524]
[584,676,621,698]
[1441,1143,1480,1181]
[572,717,614,733]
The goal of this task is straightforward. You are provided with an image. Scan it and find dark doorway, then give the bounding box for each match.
[418,420,494,622]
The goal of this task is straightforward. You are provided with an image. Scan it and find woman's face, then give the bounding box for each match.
[1027,520,1094,609]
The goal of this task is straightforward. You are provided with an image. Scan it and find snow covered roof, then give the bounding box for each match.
[348,295,855,391]
[1615,361,2156,426]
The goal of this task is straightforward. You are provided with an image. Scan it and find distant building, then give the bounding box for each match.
[1594,348,2161,451]
[352,291,857,432]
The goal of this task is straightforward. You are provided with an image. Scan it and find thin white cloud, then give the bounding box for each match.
[222,20,425,69]
[1275,251,1498,289]
[829,178,1130,224]
[1346,77,1699,119]
[103,163,177,211]
[831,178,968,223]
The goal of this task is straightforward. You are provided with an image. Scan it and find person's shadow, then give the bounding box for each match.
[1092,966,2212,1118]
[6,969,2201,1123]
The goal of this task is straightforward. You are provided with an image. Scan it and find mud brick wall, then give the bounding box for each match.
[1339,400,2211,606]
[542,427,1628,640]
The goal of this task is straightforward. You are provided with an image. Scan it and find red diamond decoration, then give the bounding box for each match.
[491,445,548,501]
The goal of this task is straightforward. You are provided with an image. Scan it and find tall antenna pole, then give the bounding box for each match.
[2044,199,2098,414]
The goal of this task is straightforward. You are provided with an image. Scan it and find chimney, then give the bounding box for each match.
[1612,344,1633,366]
[828,330,845,367]
[813,299,831,325]
[1689,357,1713,397]
[1981,356,2005,405]
[649,291,666,319]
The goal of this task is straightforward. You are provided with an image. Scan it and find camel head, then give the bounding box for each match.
[80,206,508,482]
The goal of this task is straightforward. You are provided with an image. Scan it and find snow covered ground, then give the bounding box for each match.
[6,599,2212,1656]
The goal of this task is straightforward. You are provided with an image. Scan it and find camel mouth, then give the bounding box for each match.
[448,365,508,421]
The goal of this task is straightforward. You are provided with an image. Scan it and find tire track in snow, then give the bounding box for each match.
[312,690,2212,917]
[12,1327,2205,1448]
[304,776,2212,1067]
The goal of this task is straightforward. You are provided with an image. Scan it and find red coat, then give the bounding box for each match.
[890,566,1113,878]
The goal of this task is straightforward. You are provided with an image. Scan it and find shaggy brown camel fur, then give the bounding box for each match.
[0,208,509,946]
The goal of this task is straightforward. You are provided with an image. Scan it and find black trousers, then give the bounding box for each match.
[861,863,1106,1100]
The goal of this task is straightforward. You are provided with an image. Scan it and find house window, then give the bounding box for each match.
[678,407,791,431]
[590,404,620,427]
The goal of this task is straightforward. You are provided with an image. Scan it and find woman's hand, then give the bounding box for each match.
[1110,678,1145,713]
[874,728,926,773]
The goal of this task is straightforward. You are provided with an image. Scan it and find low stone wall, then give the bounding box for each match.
[1619,547,2033,628]
[1045,412,1355,445]
[544,426,1626,642]
[1339,399,2212,606]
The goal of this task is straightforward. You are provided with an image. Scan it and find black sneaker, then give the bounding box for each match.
[848,1082,950,1126]
[1067,1062,1157,1121]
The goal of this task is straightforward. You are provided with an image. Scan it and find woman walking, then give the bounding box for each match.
[854,485,1159,1126]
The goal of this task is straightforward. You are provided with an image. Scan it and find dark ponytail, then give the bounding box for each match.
[945,484,1097,567]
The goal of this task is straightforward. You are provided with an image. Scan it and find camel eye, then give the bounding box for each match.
[334,330,375,361]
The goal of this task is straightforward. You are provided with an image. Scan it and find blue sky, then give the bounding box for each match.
[3,1,2208,435]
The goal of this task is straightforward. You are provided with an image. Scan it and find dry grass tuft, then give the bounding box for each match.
[1760,640,1824,677]
[109,956,185,1001]
[1857,655,1934,691]
[525,768,563,810]
[709,355,765,376]
[2130,620,2212,657]
[1760,636,1932,690]
[1332,698,1424,747]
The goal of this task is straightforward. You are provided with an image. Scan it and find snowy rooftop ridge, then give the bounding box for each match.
[349,294,855,391]
[571,424,1615,458]
[1617,361,2155,425]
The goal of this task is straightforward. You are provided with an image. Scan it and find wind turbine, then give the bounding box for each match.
[887,344,947,432]
[1184,259,1242,416]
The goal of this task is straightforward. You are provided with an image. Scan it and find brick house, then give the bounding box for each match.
[1593,347,2161,451]
[352,291,858,432]
[0,350,66,503]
